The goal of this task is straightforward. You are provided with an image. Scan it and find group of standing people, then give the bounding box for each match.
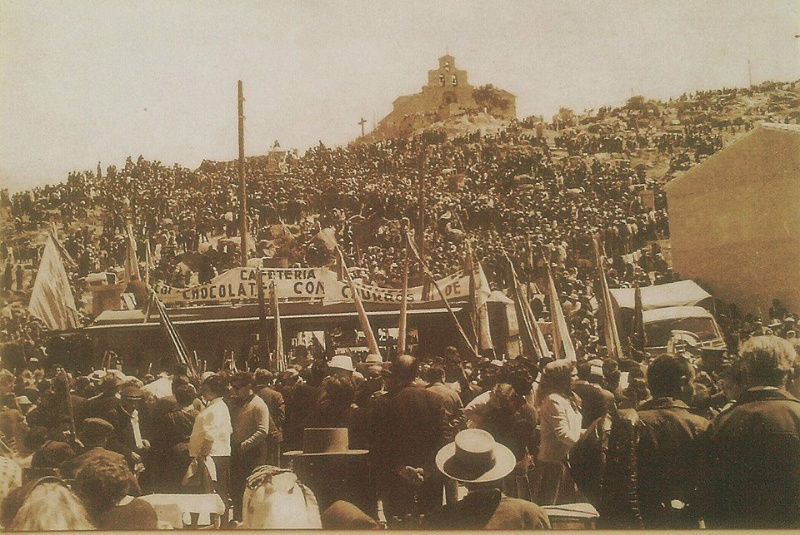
[1,330,800,529]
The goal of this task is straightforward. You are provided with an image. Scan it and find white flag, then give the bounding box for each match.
[28,236,79,331]
[545,262,577,361]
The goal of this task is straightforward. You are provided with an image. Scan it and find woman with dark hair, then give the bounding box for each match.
[284,359,327,451]
[151,384,198,492]
[307,375,356,428]
[474,382,537,500]
[531,360,582,505]
[73,453,157,530]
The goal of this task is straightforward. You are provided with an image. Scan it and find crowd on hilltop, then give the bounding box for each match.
[2,80,799,365]
[0,80,799,530]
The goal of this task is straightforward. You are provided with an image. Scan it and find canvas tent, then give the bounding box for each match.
[663,123,800,315]
[609,280,712,311]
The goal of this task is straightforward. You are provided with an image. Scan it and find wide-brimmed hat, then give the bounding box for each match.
[284,428,368,457]
[88,369,107,383]
[435,429,516,483]
[355,354,390,373]
[328,355,354,372]
[364,353,383,364]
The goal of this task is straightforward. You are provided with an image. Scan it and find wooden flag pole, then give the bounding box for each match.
[397,221,410,357]
[336,246,382,360]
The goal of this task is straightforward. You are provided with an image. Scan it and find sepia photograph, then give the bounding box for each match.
[1,0,799,530]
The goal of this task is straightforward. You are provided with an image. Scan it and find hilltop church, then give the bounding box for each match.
[374,55,516,139]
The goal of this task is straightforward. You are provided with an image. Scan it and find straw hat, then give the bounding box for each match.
[328,355,354,372]
[364,354,383,364]
[435,429,516,483]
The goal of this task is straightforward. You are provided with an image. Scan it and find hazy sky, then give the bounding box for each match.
[1,0,798,192]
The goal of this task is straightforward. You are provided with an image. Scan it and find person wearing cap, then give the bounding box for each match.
[703,335,800,529]
[30,424,77,470]
[60,418,126,478]
[107,386,150,476]
[371,355,449,526]
[86,373,123,424]
[697,347,727,377]
[782,316,797,338]
[423,429,550,529]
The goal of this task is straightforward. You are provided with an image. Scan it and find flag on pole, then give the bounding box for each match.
[28,235,80,331]
[336,246,383,361]
[465,245,479,351]
[49,224,76,269]
[593,238,625,361]
[466,242,494,354]
[270,281,287,372]
[151,291,199,380]
[505,254,545,360]
[407,234,480,361]
[544,261,577,361]
[124,222,141,283]
[144,239,153,286]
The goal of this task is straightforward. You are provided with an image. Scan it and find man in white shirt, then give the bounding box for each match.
[189,374,233,522]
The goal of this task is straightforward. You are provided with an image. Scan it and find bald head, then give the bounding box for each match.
[392,354,418,384]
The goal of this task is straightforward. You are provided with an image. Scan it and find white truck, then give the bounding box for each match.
[609,280,727,356]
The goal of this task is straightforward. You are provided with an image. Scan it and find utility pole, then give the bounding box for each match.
[748,59,753,88]
[238,80,248,267]
[358,117,367,138]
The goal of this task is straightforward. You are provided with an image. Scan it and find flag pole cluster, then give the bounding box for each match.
[505,253,549,361]
[593,237,625,361]
[149,291,199,380]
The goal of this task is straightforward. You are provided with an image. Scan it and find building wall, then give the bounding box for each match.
[665,125,800,315]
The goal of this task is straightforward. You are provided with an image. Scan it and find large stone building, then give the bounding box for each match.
[373,55,516,139]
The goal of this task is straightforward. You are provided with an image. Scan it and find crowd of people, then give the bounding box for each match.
[5,82,794,358]
[0,332,799,529]
[1,79,799,529]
